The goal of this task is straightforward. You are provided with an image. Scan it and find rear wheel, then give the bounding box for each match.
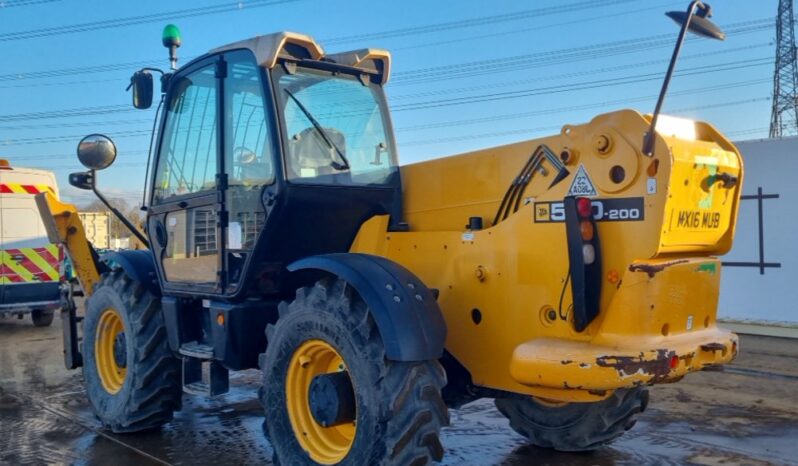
[31,309,54,327]
[82,269,181,433]
[495,387,649,451]
[261,278,449,465]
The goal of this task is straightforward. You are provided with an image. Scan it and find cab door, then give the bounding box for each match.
[148,56,225,295]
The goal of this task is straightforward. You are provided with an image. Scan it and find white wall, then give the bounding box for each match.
[718,137,797,324]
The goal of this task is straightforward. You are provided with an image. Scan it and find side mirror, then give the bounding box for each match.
[77,134,117,170]
[68,171,94,190]
[129,70,154,109]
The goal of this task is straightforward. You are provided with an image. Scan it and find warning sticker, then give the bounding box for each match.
[566,164,597,197]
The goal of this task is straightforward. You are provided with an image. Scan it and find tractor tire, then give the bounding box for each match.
[261,277,449,466]
[31,309,54,327]
[82,268,181,433]
[494,387,649,451]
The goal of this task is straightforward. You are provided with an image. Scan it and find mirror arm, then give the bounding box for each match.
[89,171,150,248]
[642,0,703,157]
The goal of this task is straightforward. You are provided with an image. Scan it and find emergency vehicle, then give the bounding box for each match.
[0,160,62,326]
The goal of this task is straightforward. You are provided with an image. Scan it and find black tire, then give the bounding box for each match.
[31,309,54,327]
[82,268,181,433]
[261,278,449,466]
[495,387,649,451]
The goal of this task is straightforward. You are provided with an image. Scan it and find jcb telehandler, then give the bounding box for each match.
[38,2,741,464]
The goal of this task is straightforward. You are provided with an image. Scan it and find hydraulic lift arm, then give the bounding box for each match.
[35,192,101,297]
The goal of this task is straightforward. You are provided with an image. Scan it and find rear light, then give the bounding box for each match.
[577,198,592,218]
[564,196,602,332]
[669,354,679,370]
[582,244,596,265]
[580,220,594,241]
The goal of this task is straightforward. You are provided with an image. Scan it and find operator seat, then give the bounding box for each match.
[288,127,346,179]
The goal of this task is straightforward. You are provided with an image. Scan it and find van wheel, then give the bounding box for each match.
[31,309,54,327]
[261,278,449,465]
[82,269,182,432]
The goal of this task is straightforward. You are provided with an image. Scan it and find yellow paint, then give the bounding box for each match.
[351,110,743,402]
[286,339,355,464]
[35,192,101,296]
[95,307,127,394]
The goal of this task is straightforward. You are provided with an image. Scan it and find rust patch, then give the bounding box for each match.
[700,342,725,352]
[628,259,689,278]
[595,349,676,383]
[561,359,574,365]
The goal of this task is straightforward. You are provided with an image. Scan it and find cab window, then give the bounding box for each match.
[276,66,396,185]
[153,65,218,203]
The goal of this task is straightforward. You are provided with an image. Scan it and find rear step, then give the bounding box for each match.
[179,341,229,397]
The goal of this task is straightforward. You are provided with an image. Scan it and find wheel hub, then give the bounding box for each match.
[309,371,356,427]
[113,333,127,368]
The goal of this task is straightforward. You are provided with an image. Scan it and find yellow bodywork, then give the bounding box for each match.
[350,109,741,402]
[35,192,100,296]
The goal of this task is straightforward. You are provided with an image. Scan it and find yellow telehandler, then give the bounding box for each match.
[38,2,741,464]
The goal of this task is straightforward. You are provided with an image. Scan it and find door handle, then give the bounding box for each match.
[11,254,25,262]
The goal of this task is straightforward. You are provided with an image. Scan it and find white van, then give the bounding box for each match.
[0,160,62,326]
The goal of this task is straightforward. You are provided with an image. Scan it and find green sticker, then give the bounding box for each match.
[696,263,716,274]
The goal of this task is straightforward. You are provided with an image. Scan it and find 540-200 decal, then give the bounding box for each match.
[534,197,645,223]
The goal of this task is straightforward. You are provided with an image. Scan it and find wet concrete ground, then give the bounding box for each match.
[1,311,797,465]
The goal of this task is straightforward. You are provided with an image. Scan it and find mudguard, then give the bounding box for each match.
[287,253,447,362]
[100,250,161,296]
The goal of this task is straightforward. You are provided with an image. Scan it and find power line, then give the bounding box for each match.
[0,0,299,42]
[390,1,683,52]
[0,14,769,87]
[321,0,637,46]
[5,150,149,162]
[0,0,61,7]
[0,56,772,132]
[1,129,151,146]
[0,118,151,131]
[389,43,771,101]
[400,98,769,147]
[391,19,773,85]
[397,82,770,132]
[390,57,773,112]
[2,42,768,131]
[0,104,133,123]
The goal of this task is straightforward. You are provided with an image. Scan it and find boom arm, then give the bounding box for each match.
[35,192,102,297]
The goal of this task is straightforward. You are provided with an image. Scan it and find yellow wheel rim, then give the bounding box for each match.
[95,308,127,394]
[286,339,356,464]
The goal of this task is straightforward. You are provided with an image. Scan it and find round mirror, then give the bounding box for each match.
[77,134,117,170]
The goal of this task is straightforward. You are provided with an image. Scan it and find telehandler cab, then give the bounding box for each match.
[38,2,742,464]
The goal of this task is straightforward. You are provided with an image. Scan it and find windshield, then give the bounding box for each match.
[276,66,397,185]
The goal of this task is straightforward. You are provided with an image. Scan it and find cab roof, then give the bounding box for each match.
[211,31,391,84]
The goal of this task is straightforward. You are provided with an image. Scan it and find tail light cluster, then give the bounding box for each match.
[564,197,602,332]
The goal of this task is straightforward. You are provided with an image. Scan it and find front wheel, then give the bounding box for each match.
[495,387,649,451]
[82,269,182,433]
[261,278,449,465]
